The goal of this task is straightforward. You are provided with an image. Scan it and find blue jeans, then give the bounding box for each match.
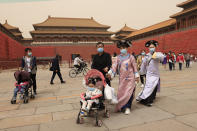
[121,91,135,111]
[13,86,25,98]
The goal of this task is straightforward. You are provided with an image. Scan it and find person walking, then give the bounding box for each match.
[137,50,146,88]
[107,40,139,114]
[50,55,65,85]
[185,53,191,68]
[177,53,184,70]
[167,51,174,71]
[21,48,37,95]
[91,42,112,86]
[136,40,165,107]
[162,53,167,70]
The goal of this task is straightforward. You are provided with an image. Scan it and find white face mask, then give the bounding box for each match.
[149,48,155,54]
[120,49,127,55]
[28,52,32,56]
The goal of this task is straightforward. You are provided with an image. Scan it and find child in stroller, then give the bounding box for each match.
[11,71,35,104]
[80,77,103,113]
[77,69,111,127]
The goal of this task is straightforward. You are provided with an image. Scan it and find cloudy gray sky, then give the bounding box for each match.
[0,0,185,38]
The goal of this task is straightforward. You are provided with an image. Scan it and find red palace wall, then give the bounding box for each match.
[0,31,24,69]
[28,44,120,61]
[1,27,197,69]
[131,28,197,55]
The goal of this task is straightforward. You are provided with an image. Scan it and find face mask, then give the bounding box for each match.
[120,49,127,55]
[141,52,145,56]
[28,52,32,56]
[97,48,104,53]
[88,87,95,91]
[149,48,155,54]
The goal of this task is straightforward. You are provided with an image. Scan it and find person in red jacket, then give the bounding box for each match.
[177,53,184,70]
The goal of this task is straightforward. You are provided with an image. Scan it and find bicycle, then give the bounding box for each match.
[69,62,89,78]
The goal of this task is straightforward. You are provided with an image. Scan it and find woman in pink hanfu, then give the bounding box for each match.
[107,40,139,115]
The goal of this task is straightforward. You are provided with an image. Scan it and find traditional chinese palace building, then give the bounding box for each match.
[1,0,197,69]
[30,16,113,46]
[114,24,137,40]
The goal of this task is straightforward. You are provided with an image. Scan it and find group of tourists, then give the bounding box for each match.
[161,52,196,71]
[19,39,180,115]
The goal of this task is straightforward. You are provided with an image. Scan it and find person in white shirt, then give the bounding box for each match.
[74,55,83,72]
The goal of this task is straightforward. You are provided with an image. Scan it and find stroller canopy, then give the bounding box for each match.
[14,71,31,82]
[84,69,106,87]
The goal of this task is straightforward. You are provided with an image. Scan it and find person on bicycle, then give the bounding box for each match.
[74,54,83,72]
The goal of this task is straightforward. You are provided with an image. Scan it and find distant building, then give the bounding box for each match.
[114,24,137,40]
[2,20,23,40]
[30,16,114,46]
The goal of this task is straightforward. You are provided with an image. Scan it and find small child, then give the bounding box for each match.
[11,73,29,104]
[81,77,102,113]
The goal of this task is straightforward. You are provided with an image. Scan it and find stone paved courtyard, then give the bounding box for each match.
[0,63,197,131]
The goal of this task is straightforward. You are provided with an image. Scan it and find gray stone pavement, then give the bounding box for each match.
[0,63,197,131]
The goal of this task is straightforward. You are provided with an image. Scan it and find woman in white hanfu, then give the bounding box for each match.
[136,40,165,106]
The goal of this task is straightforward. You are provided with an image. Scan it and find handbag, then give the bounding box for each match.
[49,63,54,71]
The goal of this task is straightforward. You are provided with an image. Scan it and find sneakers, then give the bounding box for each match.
[50,81,66,84]
[61,81,66,84]
[124,108,131,115]
[146,103,153,107]
[140,84,144,88]
[34,91,37,95]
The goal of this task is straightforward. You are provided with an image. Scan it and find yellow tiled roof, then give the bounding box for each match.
[30,30,114,35]
[126,19,176,39]
[177,0,194,7]
[33,16,110,28]
[171,4,197,18]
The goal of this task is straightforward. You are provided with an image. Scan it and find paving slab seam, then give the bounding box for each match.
[117,118,179,131]
[2,124,40,131]
[154,104,177,117]
[173,118,197,130]
[174,111,197,117]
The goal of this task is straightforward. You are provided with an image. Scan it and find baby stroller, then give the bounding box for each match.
[76,69,110,127]
[11,70,35,104]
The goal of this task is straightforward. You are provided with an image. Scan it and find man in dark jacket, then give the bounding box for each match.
[21,48,37,95]
[50,55,65,85]
[91,42,112,86]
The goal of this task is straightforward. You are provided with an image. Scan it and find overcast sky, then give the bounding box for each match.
[0,0,185,38]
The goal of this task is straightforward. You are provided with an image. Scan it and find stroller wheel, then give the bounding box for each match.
[11,100,16,104]
[96,120,102,127]
[79,117,84,124]
[23,97,29,104]
[30,95,35,99]
[105,110,110,118]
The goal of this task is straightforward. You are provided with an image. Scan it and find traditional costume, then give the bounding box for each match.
[136,40,164,106]
[108,40,139,114]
